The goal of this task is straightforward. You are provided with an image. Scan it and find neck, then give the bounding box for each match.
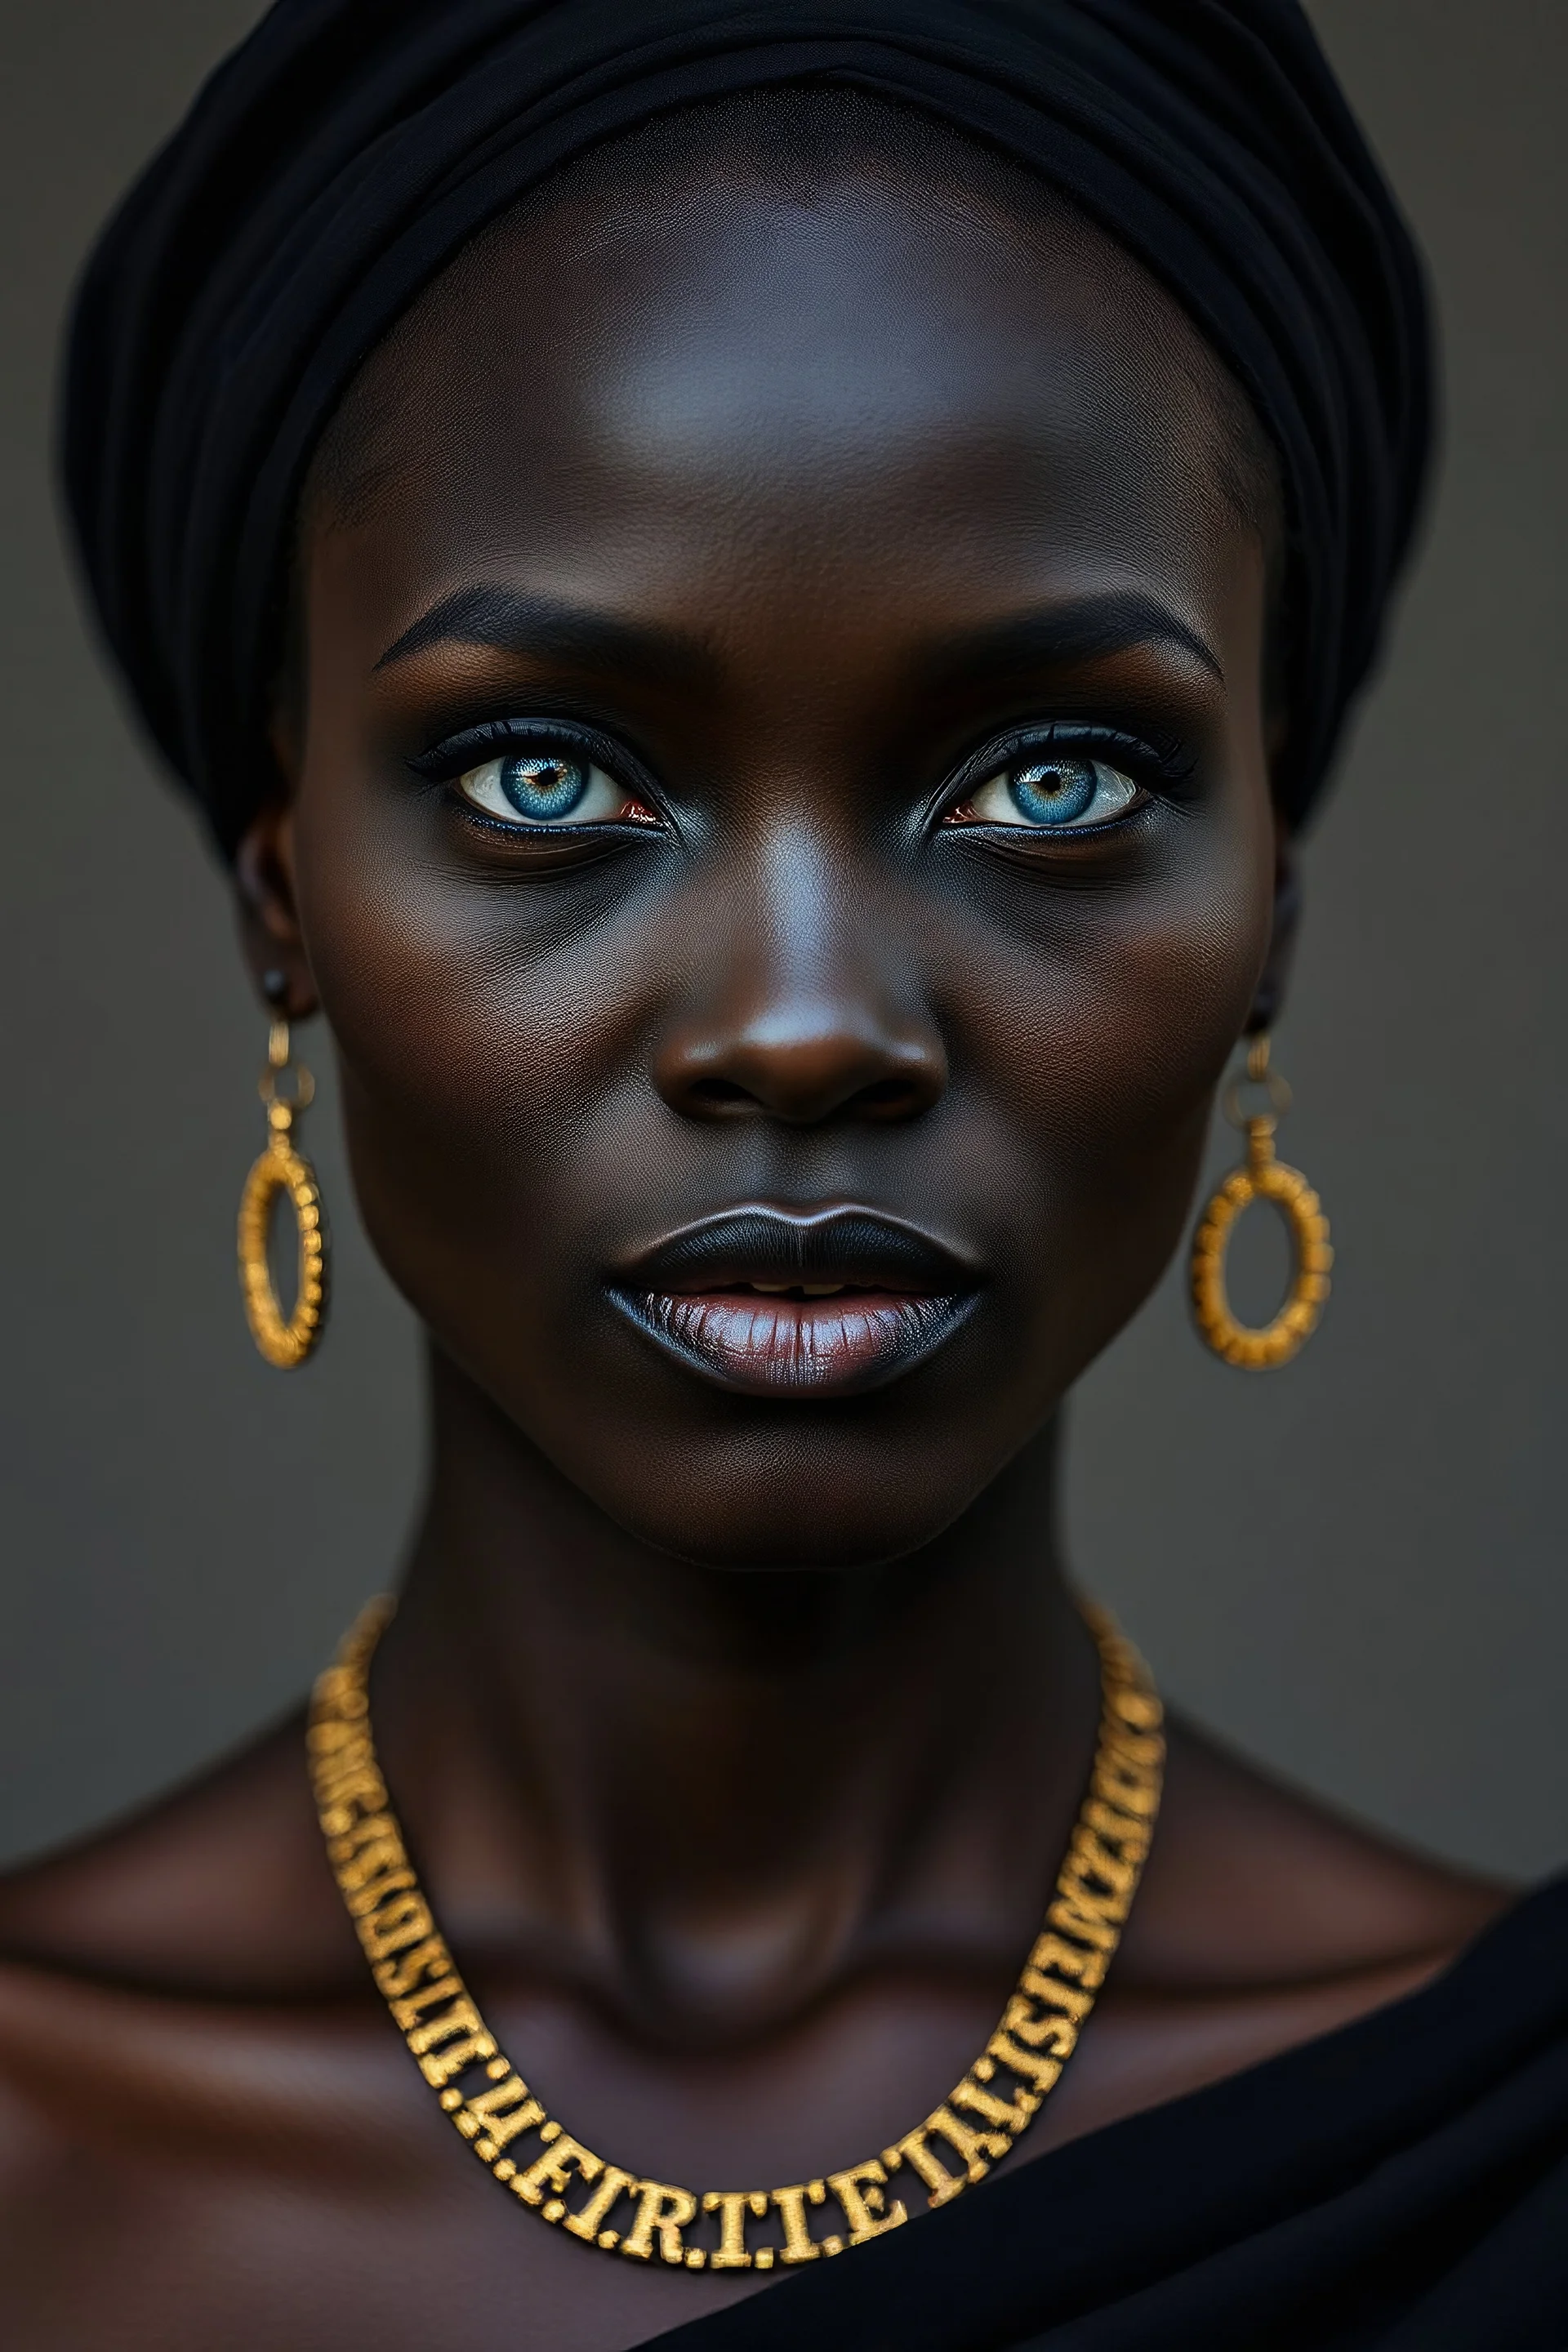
[372,1348,1102,2042]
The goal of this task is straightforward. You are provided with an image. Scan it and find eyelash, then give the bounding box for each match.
[408,715,660,840]
[409,716,1194,833]
[944,721,1195,812]
[409,717,639,790]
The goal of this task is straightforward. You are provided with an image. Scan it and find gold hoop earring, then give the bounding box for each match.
[237,1017,328,1369]
[1190,1034,1332,1370]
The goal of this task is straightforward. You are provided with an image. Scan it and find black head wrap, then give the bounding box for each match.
[63,0,1431,854]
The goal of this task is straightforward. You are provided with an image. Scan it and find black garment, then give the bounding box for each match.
[642,1878,1568,2351]
[63,0,1431,858]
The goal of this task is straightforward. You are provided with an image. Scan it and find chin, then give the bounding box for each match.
[583,1443,1004,1574]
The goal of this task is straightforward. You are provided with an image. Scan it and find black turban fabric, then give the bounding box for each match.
[63,0,1432,856]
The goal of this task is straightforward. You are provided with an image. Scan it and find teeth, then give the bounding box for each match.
[751,1282,789,1294]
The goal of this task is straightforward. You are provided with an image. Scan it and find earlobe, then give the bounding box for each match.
[234,798,318,1021]
[1248,827,1300,1036]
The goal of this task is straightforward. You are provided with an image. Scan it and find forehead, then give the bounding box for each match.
[306,158,1253,644]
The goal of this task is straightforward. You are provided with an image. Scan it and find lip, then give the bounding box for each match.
[608,1205,982,1396]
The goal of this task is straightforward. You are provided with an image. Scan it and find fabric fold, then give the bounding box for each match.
[639,1877,1568,2350]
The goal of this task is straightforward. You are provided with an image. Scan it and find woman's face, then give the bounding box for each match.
[263,159,1281,1567]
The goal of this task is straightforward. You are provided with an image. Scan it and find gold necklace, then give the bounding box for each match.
[310,1597,1163,2275]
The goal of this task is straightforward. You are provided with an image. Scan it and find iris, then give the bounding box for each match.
[500,754,590,821]
[1009,759,1098,826]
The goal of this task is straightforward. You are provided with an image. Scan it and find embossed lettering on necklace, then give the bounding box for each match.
[310,1599,1164,2273]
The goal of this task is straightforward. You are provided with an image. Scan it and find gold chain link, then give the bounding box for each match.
[309,1597,1164,2274]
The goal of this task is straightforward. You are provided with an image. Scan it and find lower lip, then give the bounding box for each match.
[610,1288,978,1396]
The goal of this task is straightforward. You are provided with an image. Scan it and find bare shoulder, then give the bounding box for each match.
[1015,1713,1526,2149]
[0,1741,442,2352]
[0,1727,392,2314]
[1123,1710,1514,1997]
[0,1711,354,1998]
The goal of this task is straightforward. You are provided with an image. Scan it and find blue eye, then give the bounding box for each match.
[1011,758,1096,824]
[452,744,653,829]
[954,752,1142,831]
[499,752,590,819]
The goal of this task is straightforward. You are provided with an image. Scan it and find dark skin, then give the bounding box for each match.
[0,158,1507,2349]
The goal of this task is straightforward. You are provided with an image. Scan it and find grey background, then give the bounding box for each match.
[2,2,1563,1875]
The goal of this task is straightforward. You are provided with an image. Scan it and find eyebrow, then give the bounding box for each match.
[920,594,1226,690]
[376,581,1224,693]
[374,585,716,688]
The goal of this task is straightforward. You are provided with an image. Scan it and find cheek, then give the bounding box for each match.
[282,630,1276,1567]
[936,804,1275,1329]
[296,804,1269,1408]
[292,795,657,1359]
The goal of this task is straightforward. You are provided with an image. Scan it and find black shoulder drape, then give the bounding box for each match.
[642,1878,1568,2350]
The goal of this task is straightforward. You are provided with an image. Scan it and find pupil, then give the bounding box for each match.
[500,753,590,820]
[1009,758,1096,826]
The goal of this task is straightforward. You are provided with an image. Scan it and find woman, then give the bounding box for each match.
[2,2,1563,2345]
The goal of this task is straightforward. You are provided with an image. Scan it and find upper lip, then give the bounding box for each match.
[614,1205,980,1297]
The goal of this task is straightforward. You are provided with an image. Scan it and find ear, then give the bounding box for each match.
[234,795,318,1021]
[1248,817,1300,1035]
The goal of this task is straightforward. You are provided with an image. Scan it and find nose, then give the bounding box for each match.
[652,832,947,1127]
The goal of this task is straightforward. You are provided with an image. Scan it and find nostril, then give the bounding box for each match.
[688,1076,754,1109]
[662,1026,947,1125]
[683,1070,928,1120]
[860,1076,922,1116]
